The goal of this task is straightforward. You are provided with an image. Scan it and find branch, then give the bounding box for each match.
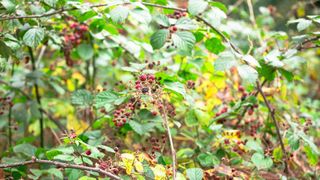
[0,2,185,21]
[0,158,120,180]
[256,82,289,174]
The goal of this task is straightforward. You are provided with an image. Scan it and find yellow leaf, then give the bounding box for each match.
[151,164,166,180]
[121,153,135,175]
[134,160,144,173]
[67,115,89,134]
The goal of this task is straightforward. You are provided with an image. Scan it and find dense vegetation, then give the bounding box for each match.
[0,0,319,179]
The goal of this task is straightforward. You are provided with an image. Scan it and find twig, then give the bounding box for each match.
[256,82,289,174]
[161,100,177,179]
[28,47,45,148]
[0,158,120,180]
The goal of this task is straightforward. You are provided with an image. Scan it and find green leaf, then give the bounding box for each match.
[214,52,238,71]
[154,14,170,27]
[71,89,94,107]
[297,19,312,32]
[54,154,75,161]
[46,149,62,160]
[257,62,276,81]
[43,0,58,7]
[188,0,208,16]
[237,64,258,84]
[177,148,195,159]
[175,17,197,30]
[13,143,37,157]
[278,68,293,81]
[251,153,273,170]
[287,131,300,151]
[185,109,198,127]
[129,120,156,135]
[204,38,225,54]
[304,145,318,166]
[1,0,16,12]
[272,146,283,162]
[76,43,94,60]
[23,28,45,48]
[47,168,63,179]
[164,81,186,98]
[186,168,203,180]
[95,90,119,108]
[171,31,195,52]
[110,6,129,23]
[209,2,227,13]
[197,153,220,167]
[150,29,170,49]
[242,55,260,67]
[194,109,210,126]
[246,139,263,154]
[264,50,284,67]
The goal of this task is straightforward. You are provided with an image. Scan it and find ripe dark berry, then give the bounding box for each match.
[142,87,149,94]
[85,150,91,155]
[139,74,147,81]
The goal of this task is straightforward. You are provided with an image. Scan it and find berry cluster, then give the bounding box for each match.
[238,85,248,101]
[158,101,176,118]
[135,74,158,94]
[0,96,13,115]
[99,157,120,175]
[245,119,261,137]
[167,11,187,19]
[215,106,228,123]
[63,22,88,66]
[303,118,313,132]
[112,103,134,127]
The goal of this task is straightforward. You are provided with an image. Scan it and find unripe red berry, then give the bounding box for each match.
[139,74,147,81]
[248,108,254,116]
[172,26,177,32]
[238,85,245,92]
[85,150,91,155]
[152,111,157,116]
[148,74,155,81]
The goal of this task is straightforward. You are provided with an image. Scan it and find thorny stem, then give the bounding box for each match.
[28,47,45,148]
[161,100,177,180]
[0,158,120,180]
[257,82,289,174]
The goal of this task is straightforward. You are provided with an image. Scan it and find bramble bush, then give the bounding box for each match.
[0,0,319,179]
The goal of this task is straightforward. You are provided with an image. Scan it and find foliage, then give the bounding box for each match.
[0,0,319,179]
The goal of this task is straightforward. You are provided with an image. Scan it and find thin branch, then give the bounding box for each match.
[28,47,45,148]
[0,2,185,21]
[256,82,289,174]
[161,100,177,180]
[0,158,120,180]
